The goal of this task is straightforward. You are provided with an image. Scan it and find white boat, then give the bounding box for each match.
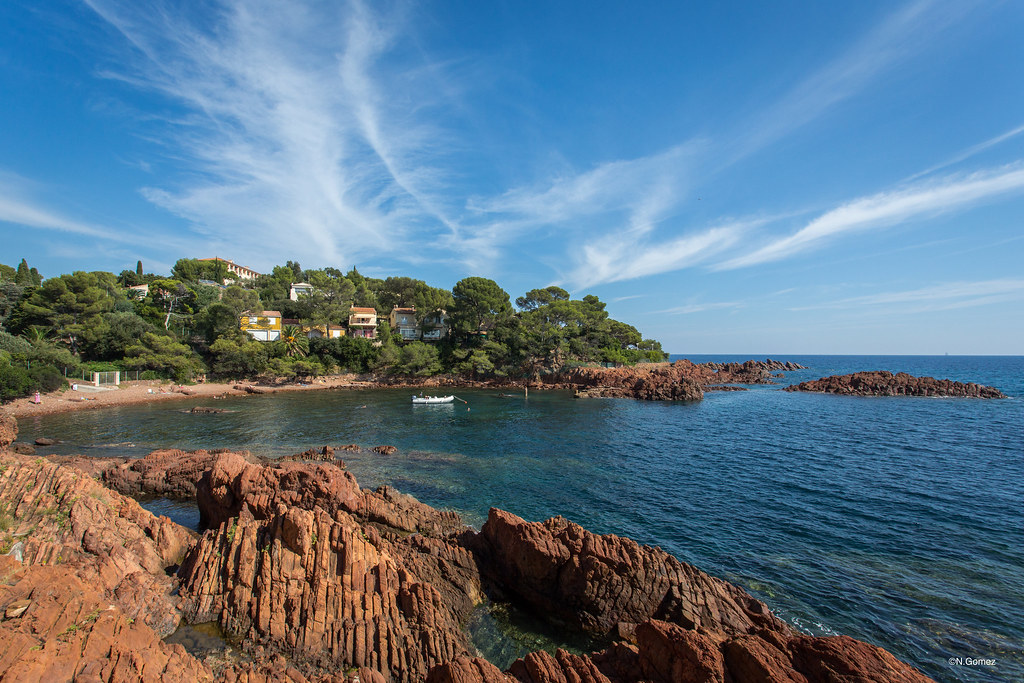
[412,394,455,404]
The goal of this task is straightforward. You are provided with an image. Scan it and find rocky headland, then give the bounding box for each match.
[0,410,934,682]
[536,358,806,402]
[784,371,1005,398]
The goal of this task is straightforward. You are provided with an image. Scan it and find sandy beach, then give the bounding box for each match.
[3,375,375,418]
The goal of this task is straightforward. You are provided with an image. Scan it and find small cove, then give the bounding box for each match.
[22,355,1024,682]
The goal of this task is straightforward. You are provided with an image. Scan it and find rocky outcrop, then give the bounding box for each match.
[541,359,808,401]
[0,410,934,683]
[0,555,212,682]
[429,619,933,683]
[279,445,336,462]
[178,504,481,682]
[0,452,195,636]
[0,411,16,449]
[784,371,1005,398]
[472,509,786,638]
[553,364,704,401]
[101,448,261,499]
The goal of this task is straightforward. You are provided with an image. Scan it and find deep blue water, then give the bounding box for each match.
[15,356,1024,682]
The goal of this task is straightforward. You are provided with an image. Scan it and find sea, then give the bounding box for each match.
[14,355,1024,682]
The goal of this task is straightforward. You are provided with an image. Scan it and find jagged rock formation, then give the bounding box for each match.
[550,364,705,401]
[0,411,15,449]
[0,452,194,636]
[0,409,934,683]
[101,448,261,499]
[178,503,481,681]
[471,509,786,638]
[541,359,808,402]
[428,621,933,683]
[784,371,1005,398]
[442,509,934,683]
[279,445,336,462]
[0,555,212,681]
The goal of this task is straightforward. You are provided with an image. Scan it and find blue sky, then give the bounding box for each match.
[2,0,1023,354]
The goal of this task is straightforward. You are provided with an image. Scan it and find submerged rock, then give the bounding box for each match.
[784,371,1005,398]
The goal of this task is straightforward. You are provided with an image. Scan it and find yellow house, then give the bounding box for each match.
[240,310,282,341]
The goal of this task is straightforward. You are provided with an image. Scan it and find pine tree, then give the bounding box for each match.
[15,259,31,285]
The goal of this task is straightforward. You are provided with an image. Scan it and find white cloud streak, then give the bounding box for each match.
[906,122,1024,181]
[82,0,459,270]
[716,165,1024,270]
[726,0,966,163]
[791,279,1024,313]
[654,302,743,315]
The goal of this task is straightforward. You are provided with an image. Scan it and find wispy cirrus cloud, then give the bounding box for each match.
[82,0,461,270]
[905,122,1024,182]
[715,164,1024,270]
[726,0,968,163]
[654,301,743,315]
[0,171,126,242]
[481,1,966,288]
[791,278,1024,313]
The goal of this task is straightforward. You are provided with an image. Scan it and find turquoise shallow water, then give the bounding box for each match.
[15,355,1024,682]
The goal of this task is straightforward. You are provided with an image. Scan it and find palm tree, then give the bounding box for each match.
[281,325,309,358]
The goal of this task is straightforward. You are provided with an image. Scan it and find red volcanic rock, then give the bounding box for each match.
[197,453,464,537]
[556,364,704,401]
[279,445,336,462]
[0,557,212,682]
[784,371,1005,398]
[473,508,785,638]
[428,619,934,683]
[0,452,195,637]
[0,410,16,449]
[102,448,261,499]
[196,453,363,529]
[542,358,807,400]
[372,445,398,455]
[338,444,362,452]
[178,504,482,682]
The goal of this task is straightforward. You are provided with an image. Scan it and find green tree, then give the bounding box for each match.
[309,336,377,373]
[450,277,512,341]
[302,272,355,325]
[136,260,144,277]
[123,333,205,382]
[15,271,120,355]
[396,341,441,376]
[281,325,309,358]
[208,338,270,378]
[80,311,159,361]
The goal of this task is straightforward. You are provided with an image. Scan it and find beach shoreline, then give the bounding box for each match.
[2,375,382,418]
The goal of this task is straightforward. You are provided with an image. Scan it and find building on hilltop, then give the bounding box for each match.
[348,307,378,339]
[240,311,282,341]
[420,310,448,341]
[387,306,449,342]
[289,282,313,300]
[198,257,261,281]
[280,319,346,339]
[389,307,419,341]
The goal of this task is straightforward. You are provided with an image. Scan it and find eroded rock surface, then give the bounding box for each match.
[179,456,483,682]
[472,509,785,638]
[784,371,1005,398]
[542,359,808,401]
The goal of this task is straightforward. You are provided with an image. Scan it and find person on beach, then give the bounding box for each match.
[33,391,41,404]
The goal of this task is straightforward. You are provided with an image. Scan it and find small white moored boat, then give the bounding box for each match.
[412,395,455,404]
